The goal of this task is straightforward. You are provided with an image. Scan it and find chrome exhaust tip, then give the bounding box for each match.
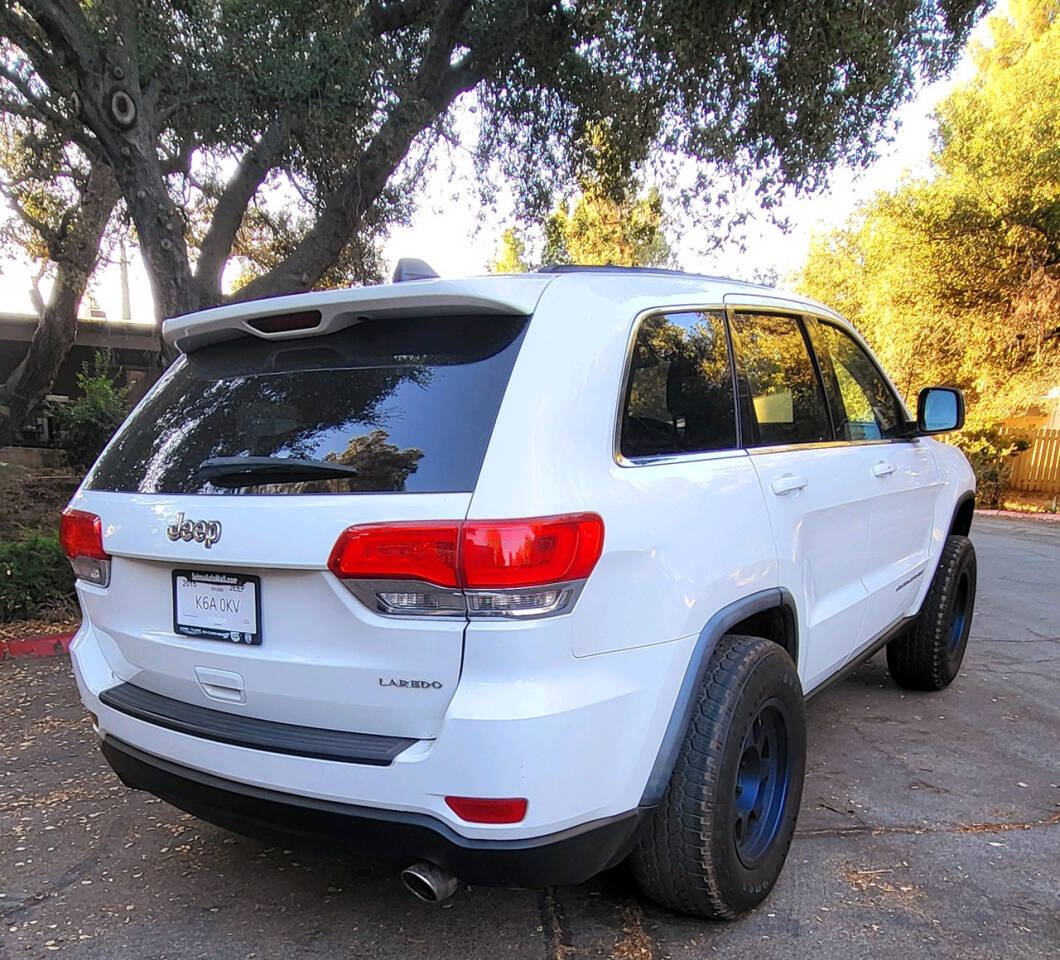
[400,861,460,904]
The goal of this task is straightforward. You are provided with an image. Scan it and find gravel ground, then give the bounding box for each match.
[1,515,1057,959]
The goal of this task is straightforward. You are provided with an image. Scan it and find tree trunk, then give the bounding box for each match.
[0,163,119,447]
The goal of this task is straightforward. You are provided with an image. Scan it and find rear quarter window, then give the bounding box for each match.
[86,314,528,495]
[620,310,737,459]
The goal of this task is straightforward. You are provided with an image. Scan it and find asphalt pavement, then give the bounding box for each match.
[1,514,1057,959]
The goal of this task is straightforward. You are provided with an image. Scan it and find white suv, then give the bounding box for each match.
[64,265,977,918]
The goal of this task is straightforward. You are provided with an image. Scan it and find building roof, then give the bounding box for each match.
[0,312,159,353]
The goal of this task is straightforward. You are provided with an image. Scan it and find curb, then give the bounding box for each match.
[0,631,75,661]
[977,509,1060,523]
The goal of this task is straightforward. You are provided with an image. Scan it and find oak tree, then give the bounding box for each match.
[1,0,985,442]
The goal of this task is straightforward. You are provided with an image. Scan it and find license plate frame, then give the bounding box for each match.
[172,569,262,645]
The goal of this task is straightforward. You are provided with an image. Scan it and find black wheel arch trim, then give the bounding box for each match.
[638,587,798,807]
[949,492,976,537]
[641,502,973,806]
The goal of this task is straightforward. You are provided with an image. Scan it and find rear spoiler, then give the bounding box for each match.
[163,276,554,354]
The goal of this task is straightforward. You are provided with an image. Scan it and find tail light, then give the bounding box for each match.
[327,523,460,586]
[59,509,111,587]
[328,513,604,619]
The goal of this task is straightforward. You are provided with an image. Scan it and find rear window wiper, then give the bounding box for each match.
[199,456,358,488]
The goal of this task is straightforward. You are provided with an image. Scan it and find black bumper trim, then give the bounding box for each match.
[99,682,415,765]
[100,737,647,887]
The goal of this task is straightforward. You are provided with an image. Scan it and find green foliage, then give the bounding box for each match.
[951,429,1032,508]
[494,184,671,271]
[53,352,130,471]
[797,0,1060,425]
[544,186,671,268]
[473,0,987,223]
[0,536,75,622]
[493,126,673,270]
[2,0,987,316]
[492,228,530,274]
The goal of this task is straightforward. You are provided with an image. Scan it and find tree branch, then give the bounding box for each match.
[159,137,197,177]
[194,118,290,302]
[16,0,99,79]
[0,182,61,251]
[420,0,472,76]
[28,262,47,319]
[367,0,432,33]
[0,61,103,159]
[0,7,68,91]
[0,161,119,445]
[236,2,483,300]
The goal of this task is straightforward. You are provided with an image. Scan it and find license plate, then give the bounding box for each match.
[172,570,261,645]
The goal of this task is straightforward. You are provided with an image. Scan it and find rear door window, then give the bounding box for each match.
[729,312,831,447]
[86,315,528,495]
[620,310,737,459]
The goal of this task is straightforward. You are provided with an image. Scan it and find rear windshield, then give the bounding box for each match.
[86,314,528,495]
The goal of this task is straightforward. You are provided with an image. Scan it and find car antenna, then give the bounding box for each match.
[392,258,439,283]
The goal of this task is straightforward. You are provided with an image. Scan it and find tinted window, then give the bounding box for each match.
[86,315,528,495]
[620,310,736,459]
[809,321,906,440]
[730,312,831,447]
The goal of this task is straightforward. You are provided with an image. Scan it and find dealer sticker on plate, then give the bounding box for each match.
[173,570,261,645]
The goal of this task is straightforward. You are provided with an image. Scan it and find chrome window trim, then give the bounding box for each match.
[722,291,845,323]
[612,303,738,469]
[746,437,920,457]
[617,448,749,468]
[612,298,919,470]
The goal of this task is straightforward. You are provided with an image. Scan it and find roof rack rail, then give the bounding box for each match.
[535,264,762,286]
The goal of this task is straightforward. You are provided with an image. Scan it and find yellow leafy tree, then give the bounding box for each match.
[797,0,1060,425]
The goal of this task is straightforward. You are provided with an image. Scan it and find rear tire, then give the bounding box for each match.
[886,534,976,691]
[630,635,806,919]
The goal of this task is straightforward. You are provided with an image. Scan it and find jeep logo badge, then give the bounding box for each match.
[167,512,222,548]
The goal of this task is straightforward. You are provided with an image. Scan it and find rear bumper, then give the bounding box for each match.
[72,618,696,841]
[101,736,646,886]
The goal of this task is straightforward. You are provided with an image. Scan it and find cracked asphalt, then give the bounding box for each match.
[2,515,1057,959]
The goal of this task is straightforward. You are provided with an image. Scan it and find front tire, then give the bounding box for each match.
[886,534,977,691]
[630,635,806,919]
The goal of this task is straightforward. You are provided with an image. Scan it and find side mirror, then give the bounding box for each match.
[917,386,965,434]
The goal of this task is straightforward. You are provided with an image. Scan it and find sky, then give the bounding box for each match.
[0,14,990,326]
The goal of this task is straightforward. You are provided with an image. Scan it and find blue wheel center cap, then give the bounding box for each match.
[949,573,970,653]
[733,702,791,869]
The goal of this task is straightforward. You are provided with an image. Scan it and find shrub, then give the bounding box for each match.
[0,536,76,622]
[952,428,1031,509]
[52,351,129,471]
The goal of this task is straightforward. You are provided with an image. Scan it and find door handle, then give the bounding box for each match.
[872,461,897,478]
[771,474,808,496]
